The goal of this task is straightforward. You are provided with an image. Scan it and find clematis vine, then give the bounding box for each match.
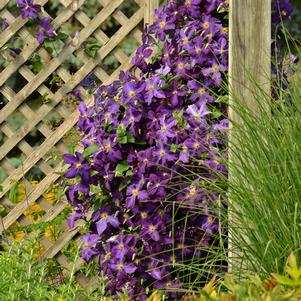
[17,0,41,19]
[36,17,55,44]
[63,0,294,299]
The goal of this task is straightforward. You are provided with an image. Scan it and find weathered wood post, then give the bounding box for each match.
[144,0,159,24]
[229,0,271,268]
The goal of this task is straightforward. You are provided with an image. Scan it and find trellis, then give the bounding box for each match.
[0,0,158,285]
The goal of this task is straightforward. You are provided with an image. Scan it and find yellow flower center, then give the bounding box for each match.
[128,90,136,98]
[159,150,166,157]
[149,225,156,232]
[148,84,155,91]
[206,133,212,139]
[212,64,219,73]
[161,125,167,132]
[189,187,197,196]
[141,212,147,219]
[208,216,214,223]
[132,189,139,196]
[182,37,189,44]
[159,21,166,29]
[178,63,184,70]
[198,88,205,95]
[117,264,124,271]
[118,243,124,250]
[194,142,200,149]
[105,143,111,152]
[203,22,210,29]
[221,27,228,34]
[101,213,109,219]
[76,163,82,169]
[182,146,188,152]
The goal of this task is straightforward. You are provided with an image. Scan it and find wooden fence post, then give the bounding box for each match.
[229,0,271,269]
[144,0,159,25]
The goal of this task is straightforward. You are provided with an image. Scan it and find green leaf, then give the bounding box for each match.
[84,40,101,58]
[170,144,179,153]
[211,108,223,119]
[286,253,301,281]
[117,125,127,137]
[49,74,61,86]
[272,273,301,287]
[82,145,99,158]
[115,161,130,177]
[30,53,43,73]
[127,133,135,143]
[57,32,68,41]
[118,135,128,144]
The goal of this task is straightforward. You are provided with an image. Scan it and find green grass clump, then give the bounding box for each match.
[227,48,301,277]
[0,240,105,301]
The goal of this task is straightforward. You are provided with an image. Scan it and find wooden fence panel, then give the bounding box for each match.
[0,0,158,283]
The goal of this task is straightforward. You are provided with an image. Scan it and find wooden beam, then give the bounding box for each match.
[229,0,271,115]
[144,0,159,25]
[228,0,271,269]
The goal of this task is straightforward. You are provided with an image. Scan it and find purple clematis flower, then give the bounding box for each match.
[17,0,41,19]
[81,233,99,261]
[141,219,162,241]
[94,208,120,236]
[122,80,145,104]
[186,103,210,122]
[202,62,227,86]
[36,17,55,44]
[156,15,175,41]
[126,179,148,208]
[110,259,137,280]
[0,17,9,31]
[157,115,177,142]
[188,80,214,104]
[166,81,186,107]
[145,76,166,105]
[64,152,90,182]
[68,210,82,228]
[154,142,177,165]
[132,45,153,69]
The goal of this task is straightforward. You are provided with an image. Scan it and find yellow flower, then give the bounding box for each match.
[44,191,57,204]
[10,230,25,241]
[32,243,46,259]
[44,225,57,242]
[57,298,65,301]
[8,221,25,241]
[24,203,43,224]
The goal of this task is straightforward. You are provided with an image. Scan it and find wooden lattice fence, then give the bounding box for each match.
[0,0,158,285]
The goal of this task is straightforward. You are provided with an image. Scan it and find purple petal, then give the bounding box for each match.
[96,219,107,235]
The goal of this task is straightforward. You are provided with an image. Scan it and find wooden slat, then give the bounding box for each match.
[228,0,271,270]
[144,0,158,24]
